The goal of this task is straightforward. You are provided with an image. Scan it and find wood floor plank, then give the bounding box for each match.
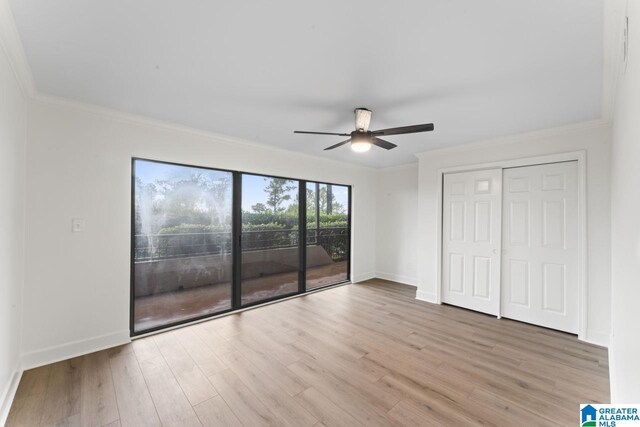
[5,365,52,426]
[173,327,227,377]
[437,361,576,420]
[468,387,562,426]
[154,331,218,405]
[208,369,281,427]
[7,280,610,427]
[387,400,446,427]
[192,322,238,356]
[78,351,119,427]
[14,365,52,397]
[378,373,517,427]
[288,359,402,427]
[39,357,82,425]
[220,351,317,427]
[109,351,161,427]
[228,338,309,396]
[6,395,47,427]
[138,355,202,427]
[295,387,364,427]
[193,396,243,427]
[132,336,161,363]
[233,327,303,366]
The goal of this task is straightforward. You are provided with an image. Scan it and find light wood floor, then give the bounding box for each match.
[7,279,609,427]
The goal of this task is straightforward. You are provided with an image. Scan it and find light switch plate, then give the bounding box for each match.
[72,218,85,232]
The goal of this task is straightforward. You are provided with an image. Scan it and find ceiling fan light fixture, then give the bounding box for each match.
[351,141,372,152]
[350,133,372,152]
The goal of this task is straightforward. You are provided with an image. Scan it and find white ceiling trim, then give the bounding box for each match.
[31,92,377,172]
[602,0,628,121]
[413,118,610,159]
[0,0,35,97]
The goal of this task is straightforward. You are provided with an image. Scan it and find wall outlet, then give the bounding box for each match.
[72,218,85,232]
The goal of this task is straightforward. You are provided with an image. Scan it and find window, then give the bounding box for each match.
[241,175,300,305]
[306,182,350,289]
[131,158,351,334]
[132,159,233,333]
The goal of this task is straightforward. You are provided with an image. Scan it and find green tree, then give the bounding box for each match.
[318,186,345,215]
[306,187,316,219]
[251,202,269,213]
[264,178,296,213]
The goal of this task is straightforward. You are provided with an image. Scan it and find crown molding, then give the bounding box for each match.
[32,93,378,172]
[377,161,419,172]
[0,0,36,98]
[414,119,611,159]
[602,0,628,121]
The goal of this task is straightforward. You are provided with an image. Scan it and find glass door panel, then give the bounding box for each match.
[306,182,350,289]
[132,159,233,333]
[241,174,300,305]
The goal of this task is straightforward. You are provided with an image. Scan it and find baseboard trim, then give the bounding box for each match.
[0,364,23,426]
[352,272,376,283]
[374,272,418,287]
[415,290,438,304]
[21,330,131,371]
[583,329,610,348]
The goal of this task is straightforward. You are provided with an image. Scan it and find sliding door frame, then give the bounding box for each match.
[299,180,308,294]
[130,157,351,336]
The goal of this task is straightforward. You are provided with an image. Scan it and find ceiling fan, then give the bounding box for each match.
[294,108,434,152]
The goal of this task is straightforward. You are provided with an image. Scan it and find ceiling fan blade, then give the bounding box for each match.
[324,139,351,151]
[371,137,397,150]
[372,123,434,136]
[294,130,351,136]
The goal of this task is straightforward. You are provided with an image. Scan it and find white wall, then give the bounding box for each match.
[414,122,612,346]
[0,21,27,423]
[609,0,640,402]
[21,98,378,368]
[375,163,419,286]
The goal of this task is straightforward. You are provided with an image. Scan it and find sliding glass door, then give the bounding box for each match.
[241,174,300,305]
[306,182,350,289]
[132,158,351,335]
[132,159,233,334]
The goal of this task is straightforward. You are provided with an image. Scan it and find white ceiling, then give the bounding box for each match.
[10,0,604,168]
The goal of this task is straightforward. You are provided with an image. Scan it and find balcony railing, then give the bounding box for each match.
[134,227,348,262]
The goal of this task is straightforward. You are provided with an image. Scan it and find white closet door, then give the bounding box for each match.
[442,169,502,315]
[501,161,579,333]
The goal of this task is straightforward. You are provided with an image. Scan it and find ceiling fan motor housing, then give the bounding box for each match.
[354,108,372,131]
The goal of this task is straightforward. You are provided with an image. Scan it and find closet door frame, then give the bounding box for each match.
[435,150,587,340]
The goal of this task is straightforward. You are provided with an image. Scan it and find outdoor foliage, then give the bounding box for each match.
[135,167,349,261]
[135,172,348,235]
